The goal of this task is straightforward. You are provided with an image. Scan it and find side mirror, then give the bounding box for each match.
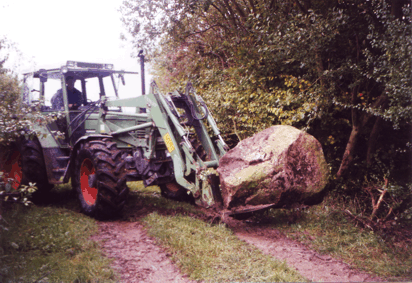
[39,69,48,83]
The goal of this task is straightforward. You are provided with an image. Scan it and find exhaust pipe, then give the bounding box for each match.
[138,50,145,95]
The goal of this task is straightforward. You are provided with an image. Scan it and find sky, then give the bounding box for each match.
[0,0,150,98]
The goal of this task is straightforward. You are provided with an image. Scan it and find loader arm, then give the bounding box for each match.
[104,81,228,207]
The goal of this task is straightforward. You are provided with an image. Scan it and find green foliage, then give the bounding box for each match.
[0,171,37,208]
[122,0,412,221]
[122,0,410,136]
[143,212,307,282]
[364,2,412,128]
[0,37,63,146]
[0,72,62,145]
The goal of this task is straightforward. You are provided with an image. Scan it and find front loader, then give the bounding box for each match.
[0,60,230,218]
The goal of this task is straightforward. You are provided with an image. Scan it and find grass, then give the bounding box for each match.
[257,199,412,281]
[123,181,202,220]
[118,182,412,281]
[143,212,307,282]
[0,184,117,282]
[128,182,308,282]
[2,180,410,282]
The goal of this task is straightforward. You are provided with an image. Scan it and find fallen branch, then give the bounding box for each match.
[232,118,242,142]
[370,179,388,221]
[370,189,387,220]
[344,209,374,231]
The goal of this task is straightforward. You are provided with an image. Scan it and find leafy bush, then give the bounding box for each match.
[0,171,37,208]
[0,72,62,145]
[122,0,412,225]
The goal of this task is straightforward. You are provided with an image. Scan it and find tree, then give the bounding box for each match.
[0,38,58,214]
[121,0,412,192]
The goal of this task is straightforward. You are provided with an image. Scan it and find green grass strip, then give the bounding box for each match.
[143,212,307,282]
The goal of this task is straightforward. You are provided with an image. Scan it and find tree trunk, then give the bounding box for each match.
[337,125,360,178]
[337,92,387,179]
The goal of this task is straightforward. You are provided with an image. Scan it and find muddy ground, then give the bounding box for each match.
[91,201,382,283]
[91,221,195,283]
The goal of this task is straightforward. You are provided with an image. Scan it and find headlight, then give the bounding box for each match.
[61,66,68,73]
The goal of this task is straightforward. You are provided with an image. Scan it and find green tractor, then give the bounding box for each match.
[0,60,229,218]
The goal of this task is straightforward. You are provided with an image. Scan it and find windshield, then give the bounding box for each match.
[23,73,118,108]
[23,70,140,112]
[23,73,64,107]
[83,76,116,102]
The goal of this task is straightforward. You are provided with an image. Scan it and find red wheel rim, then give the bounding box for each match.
[3,151,23,190]
[80,158,98,205]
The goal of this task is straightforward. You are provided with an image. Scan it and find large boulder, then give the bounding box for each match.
[217,125,329,211]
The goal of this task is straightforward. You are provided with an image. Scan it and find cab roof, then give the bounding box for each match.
[23,61,137,80]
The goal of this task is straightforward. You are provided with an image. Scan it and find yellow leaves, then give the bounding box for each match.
[282,75,312,92]
[268,107,282,116]
[327,135,336,145]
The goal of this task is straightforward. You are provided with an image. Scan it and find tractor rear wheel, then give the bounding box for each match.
[0,146,23,191]
[0,137,53,194]
[72,138,129,218]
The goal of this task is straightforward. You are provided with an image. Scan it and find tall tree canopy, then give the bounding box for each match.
[121,0,411,184]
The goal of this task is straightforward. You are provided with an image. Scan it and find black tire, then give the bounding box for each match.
[72,138,129,218]
[0,137,53,194]
[20,137,54,194]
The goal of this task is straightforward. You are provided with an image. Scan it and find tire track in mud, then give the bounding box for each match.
[91,221,194,283]
[91,207,383,282]
[233,226,383,282]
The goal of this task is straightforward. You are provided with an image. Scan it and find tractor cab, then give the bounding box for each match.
[22,61,135,112]
[22,61,138,145]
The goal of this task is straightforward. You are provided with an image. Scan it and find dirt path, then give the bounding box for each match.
[234,228,380,282]
[91,221,194,283]
[92,217,382,282]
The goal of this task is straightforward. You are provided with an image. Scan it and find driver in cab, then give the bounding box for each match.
[51,75,83,110]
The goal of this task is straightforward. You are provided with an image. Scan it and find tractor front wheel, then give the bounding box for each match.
[72,138,129,218]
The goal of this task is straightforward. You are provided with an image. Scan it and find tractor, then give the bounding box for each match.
[0,60,230,218]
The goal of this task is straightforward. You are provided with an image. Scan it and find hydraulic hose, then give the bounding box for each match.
[68,100,101,140]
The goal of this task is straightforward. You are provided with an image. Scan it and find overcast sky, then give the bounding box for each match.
[0,0,149,96]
